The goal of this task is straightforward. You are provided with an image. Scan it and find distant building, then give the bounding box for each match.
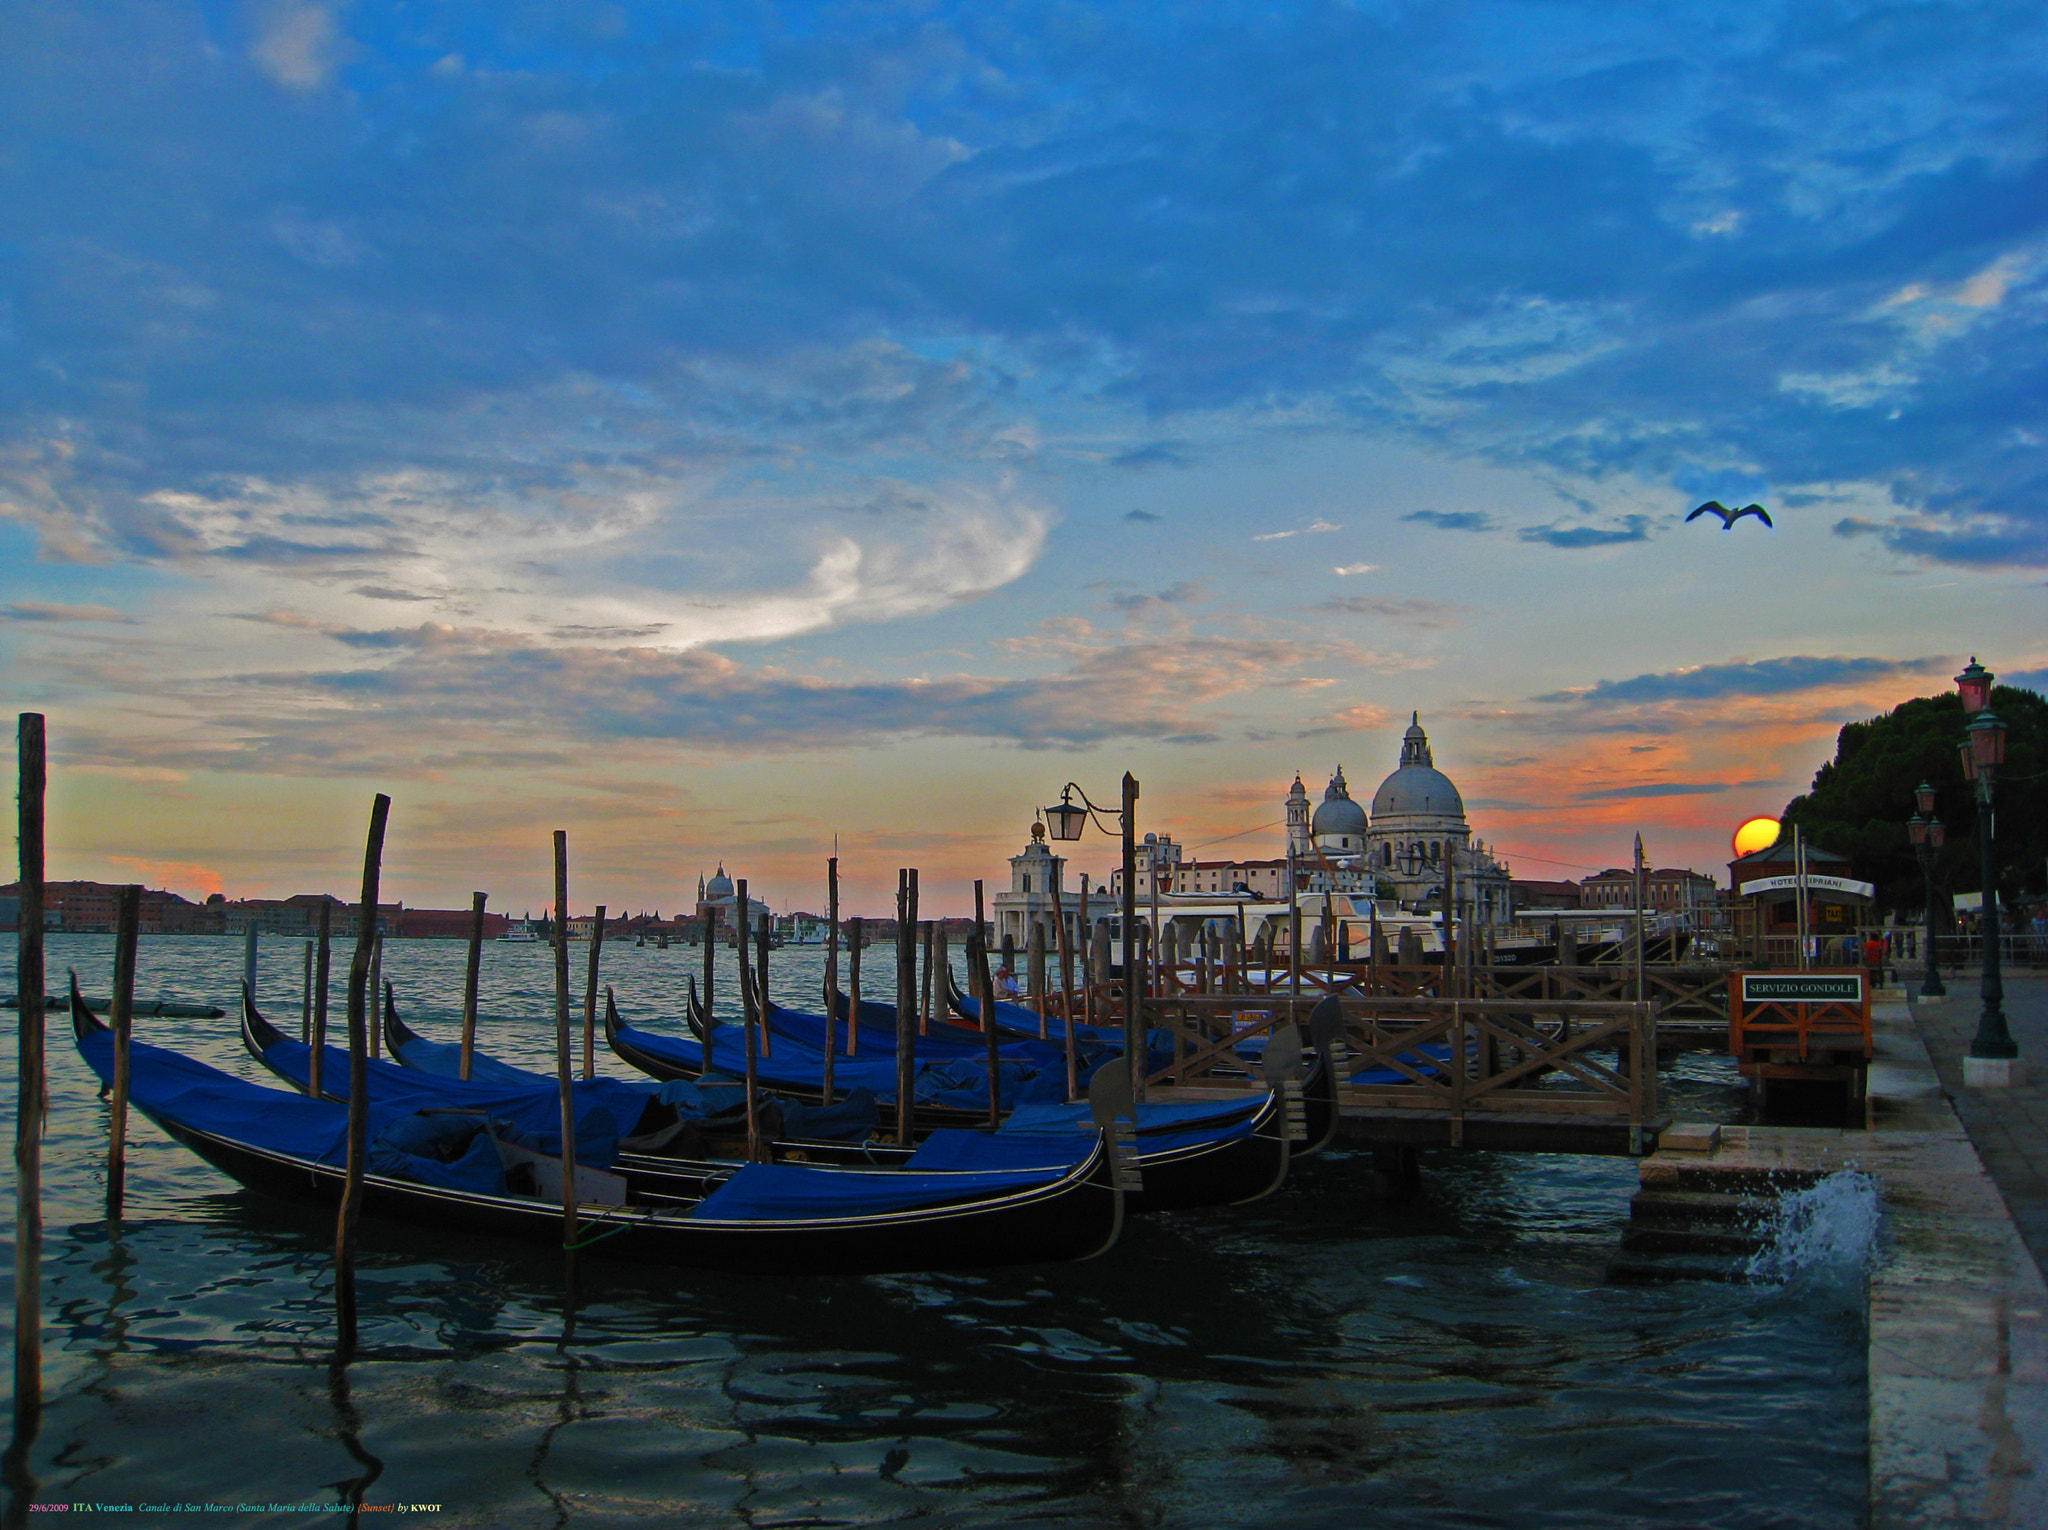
[1511,878,1582,911]
[991,823,1115,951]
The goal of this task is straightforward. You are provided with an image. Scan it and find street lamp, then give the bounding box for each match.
[1954,659,2018,1085]
[1044,775,1143,1093]
[1906,780,1946,998]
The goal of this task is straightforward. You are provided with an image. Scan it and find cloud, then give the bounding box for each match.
[1105,580,1208,616]
[153,625,1397,770]
[2,601,138,624]
[1252,519,1341,543]
[1539,655,1937,706]
[1331,562,1378,576]
[249,2,345,91]
[1316,596,1460,628]
[1574,783,1731,801]
[1516,516,1651,549]
[1110,442,1194,470]
[1123,509,1162,523]
[1296,703,1394,738]
[1403,510,1493,533]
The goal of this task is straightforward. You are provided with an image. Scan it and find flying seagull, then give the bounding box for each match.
[1687,500,1773,529]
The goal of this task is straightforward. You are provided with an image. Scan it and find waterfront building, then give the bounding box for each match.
[694,864,769,935]
[991,823,1115,951]
[1361,715,1513,925]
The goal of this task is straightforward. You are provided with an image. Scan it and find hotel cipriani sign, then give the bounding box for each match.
[1736,873,1876,900]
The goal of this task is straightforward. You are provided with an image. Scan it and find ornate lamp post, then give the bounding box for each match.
[1905,781,1946,998]
[1045,775,1142,1094]
[1955,659,2018,1085]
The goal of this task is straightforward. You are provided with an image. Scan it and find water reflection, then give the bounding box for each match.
[3,936,1866,1526]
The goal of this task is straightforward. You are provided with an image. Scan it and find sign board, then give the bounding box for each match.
[1739,972,1864,1005]
[1737,873,1876,900]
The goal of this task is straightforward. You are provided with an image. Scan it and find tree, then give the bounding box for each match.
[1780,685,2046,921]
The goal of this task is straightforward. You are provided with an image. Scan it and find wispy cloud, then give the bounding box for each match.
[1517,517,1651,550]
[1539,656,1939,706]
[1403,510,1493,533]
[1253,519,1341,543]
[1331,562,1378,576]
[1574,782,1732,801]
[1316,596,1460,628]
[2,601,139,624]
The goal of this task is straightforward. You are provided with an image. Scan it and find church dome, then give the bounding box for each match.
[704,864,734,900]
[1371,715,1465,820]
[1311,766,1368,838]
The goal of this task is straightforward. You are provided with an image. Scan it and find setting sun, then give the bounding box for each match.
[1733,816,1781,856]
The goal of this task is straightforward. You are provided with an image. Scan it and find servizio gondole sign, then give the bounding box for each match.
[1739,973,1865,1004]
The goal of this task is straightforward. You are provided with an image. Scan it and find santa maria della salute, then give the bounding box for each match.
[1021,714,1515,929]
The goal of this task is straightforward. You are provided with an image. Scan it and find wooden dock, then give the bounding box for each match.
[1138,992,1669,1157]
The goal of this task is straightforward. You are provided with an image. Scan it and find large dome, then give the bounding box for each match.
[1371,715,1465,820]
[1371,765,1464,819]
[1311,766,1368,837]
[704,864,734,899]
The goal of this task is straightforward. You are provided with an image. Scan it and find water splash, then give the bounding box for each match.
[1746,1170,1882,1283]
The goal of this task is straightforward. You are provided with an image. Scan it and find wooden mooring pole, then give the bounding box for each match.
[737,879,760,1161]
[13,713,47,1454]
[582,904,606,1079]
[847,917,864,1065]
[974,879,999,1128]
[1049,872,1077,1099]
[822,858,839,1105]
[895,871,917,1146]
[755,910,773,1058]
[335,793,391,1358]
[459,892,486,1082]
[309,900,331,1099]
[700,905,718,1039]
[105,884,141,1223]
[552,832,579,1245]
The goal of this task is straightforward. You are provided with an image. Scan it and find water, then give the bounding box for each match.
[5,935,1868,1527]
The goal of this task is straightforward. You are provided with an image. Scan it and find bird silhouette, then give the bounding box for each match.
[1687,501,1773,530]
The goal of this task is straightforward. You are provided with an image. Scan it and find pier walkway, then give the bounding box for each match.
[1911,971,2048,1282]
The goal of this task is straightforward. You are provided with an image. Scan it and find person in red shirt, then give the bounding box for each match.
[1862,933,1888,986]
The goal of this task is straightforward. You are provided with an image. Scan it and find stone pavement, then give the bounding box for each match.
[1911,969,2048,1282]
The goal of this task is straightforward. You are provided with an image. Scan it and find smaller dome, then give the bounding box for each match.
[1311,766,1368,838]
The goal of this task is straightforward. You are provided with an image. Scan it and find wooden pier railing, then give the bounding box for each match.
[1129,992,1663,1156]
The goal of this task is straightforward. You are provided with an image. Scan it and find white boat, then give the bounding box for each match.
[498,920,541,943]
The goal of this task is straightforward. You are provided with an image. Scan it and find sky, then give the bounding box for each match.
[3,0,2045,919]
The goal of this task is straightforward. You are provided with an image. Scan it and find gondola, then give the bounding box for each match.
[608,989,1012,1130]
[75,976,1125,1275]
[373,984,1303,1212]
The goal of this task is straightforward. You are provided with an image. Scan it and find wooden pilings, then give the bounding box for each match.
[335,793,391,1358]
[1027,920,1047,1039]
[105,884,141,1223]
[1049,872,1077,1099]
[459,892,486,1082]
[13,712,46,1449]
[582,904,606,1079]
[847,916,864,1063]
[310,901,332,1099]
[894,871,917,1147]
[755,911,773,1058]
[822,858,839,1105]
[701,905,718,1036]
[974,879,1000,1128]
[551,832,579,1248]
[737,879,760,1161]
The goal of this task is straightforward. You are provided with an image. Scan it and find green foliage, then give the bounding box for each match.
[1780,685,2046,918]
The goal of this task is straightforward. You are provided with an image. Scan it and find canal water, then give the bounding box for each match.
[4,934,1868,1527]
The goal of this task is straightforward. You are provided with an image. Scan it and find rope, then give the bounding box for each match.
[562,1215,638,1251]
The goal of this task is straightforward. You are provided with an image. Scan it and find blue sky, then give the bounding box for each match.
[3,1,2043,914]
